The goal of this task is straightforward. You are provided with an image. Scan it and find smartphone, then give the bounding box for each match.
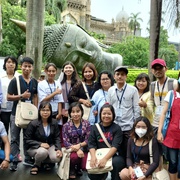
[90,100,95,106]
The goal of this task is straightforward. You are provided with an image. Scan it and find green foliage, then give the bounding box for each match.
[0,2,26,57]
[126,69,179,83]
[107,26,178,70]
[108,36,149,68]
[89,31,106,41]
[0,2,56,57]
[158,26,178,69]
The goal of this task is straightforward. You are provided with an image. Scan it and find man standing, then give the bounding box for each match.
[107,66,140,158]
[150,59,175,134]
[7,57,38,171]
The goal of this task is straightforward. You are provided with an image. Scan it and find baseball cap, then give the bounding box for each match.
[114,66,128,74]
[40,71,46,77]
[151,59,166,68]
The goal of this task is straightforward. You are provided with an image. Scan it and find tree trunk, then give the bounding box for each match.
[149,0,162,82]
[0,5,2,43]
[26,0,45,79]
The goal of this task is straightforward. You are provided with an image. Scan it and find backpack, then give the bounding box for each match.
[150,78,174,99]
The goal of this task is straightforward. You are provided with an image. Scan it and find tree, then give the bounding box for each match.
[46,0,67,23]
[128,12,143,35]
[108,36,149,68]
[0,2,56,58]
[26,0,45,79]
[149,0,163,81]
[0,2,26,56]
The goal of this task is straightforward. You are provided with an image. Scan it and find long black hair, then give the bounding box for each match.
[130,116,153,141]
[38,101,52,123]
[61,61,79,86]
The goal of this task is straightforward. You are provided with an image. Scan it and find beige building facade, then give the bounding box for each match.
[61,0,134,45]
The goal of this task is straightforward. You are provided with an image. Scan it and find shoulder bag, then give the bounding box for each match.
[149,139,170,180]
[86,123,113,174]
[162,90,173,138]
[81,82,91,121]
[15,76,38,128]
[57,147,72,180]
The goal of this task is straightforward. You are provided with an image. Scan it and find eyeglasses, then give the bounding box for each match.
[41,109,50,112]
[101,78,110,81]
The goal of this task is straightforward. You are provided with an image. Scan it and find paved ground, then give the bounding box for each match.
[0,131,111,180]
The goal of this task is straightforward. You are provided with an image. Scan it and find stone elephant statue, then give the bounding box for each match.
[11,19,123,73]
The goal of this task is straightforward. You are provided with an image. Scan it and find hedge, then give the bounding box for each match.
[126,69,179,83]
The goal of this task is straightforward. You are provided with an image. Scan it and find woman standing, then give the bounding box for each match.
[24,101,62,175]
[0,56,19,134]
[89,71,114,125]
[62,102,91,179]
[68,62,99,109]
[134,73,154,123]
[157,78,180,180]
[120,117,160,180]
[59,61,79,124]
[38,63,63,121]
[88,104,125,180]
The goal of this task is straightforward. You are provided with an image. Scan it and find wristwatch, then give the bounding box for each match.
[20,95,23,100]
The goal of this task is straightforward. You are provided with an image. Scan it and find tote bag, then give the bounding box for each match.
[15,76,38,128]
[86,148,113,174]
[149,139,170,180]
[82,82,91,120]
[15,102,38,128]
[57,148,71,180]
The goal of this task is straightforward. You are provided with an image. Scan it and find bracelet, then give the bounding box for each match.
[79,143,82,148]
[4,159,10,163]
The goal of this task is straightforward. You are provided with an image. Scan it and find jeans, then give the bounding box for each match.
[10,115,29,162]
[0,149,13,162]
[168,147,180,178]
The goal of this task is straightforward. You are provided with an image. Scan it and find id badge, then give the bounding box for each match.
[134,166,144,178]
[116,107,122,117]
[25,100,31,103]
[64,102,69,110]
[155,105,163,115]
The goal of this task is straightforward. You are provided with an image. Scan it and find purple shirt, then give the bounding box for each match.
[62,119,91,148]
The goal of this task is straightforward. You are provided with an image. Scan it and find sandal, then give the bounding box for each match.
[43,163,51,171]
[69,170,76,179]
[30,165,39,175]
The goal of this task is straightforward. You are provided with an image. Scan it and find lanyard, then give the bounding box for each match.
[46,80,56,101]
[133,140,145,162]
[102,89,107,102]
[116,84,127,108]
[65,82,71,101]
[73,122,82,138]
[157,77,167,105]
[21,76,32,92]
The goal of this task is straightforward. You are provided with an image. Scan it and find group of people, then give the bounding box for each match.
[0,56,179,180]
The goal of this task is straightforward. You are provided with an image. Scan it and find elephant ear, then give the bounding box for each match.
[43,24,68,60]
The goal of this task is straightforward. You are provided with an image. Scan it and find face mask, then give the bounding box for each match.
[135,128,147,138]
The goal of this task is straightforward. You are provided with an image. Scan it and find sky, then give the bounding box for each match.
[91,0,180,43]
